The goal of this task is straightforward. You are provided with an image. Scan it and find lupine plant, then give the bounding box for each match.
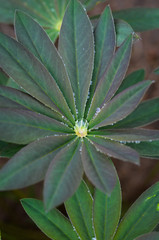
[21,179,159,240]
[0,0,159,212]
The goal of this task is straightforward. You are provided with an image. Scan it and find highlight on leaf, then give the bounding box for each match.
[0,0,159,210]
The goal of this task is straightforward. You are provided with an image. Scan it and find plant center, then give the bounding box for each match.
[74,119,88,138]
[55,20,62,31]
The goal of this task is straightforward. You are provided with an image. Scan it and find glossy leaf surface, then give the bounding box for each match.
[93,177,121,240]
[65,180,95,240]
[0,109,73,144]
[114,182,159,240]
[113,8,159,32]
[88,135,140,164]
[89,81,152,129]
[58,0,94,118]
[87,35,132,121]
[44,139,83,210]
[15,11,76,118]
[0,135,75,190]
[21,198,79,240]
[81,138,117,194]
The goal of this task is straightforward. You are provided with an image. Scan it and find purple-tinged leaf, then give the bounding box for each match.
[88,135,140,164]
[0,95,25,109]
[65,180,95,240]
[0,135,75,190]
[87,35,132,121]
[81,138,117,194]
[0,32,74,124]
[89,80,152,129]
[0,86,72,127]
[110,98,159,129]
[92,129,159,142]
[0,108,73,144]
[44,138,83,211]
[135,232,159,240]
[15,11,77,119]
[86,6,115,116]
[58,0,94,118]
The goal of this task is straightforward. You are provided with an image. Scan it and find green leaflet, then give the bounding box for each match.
[65,180,95,240]
[115,19,139,47]
[0,32,75,124]
[116,69,145,95]
[0,95,25,109]
[135,232,159,240]
[0,109,73,144]
[0,86,71,126]
[127,140,159,159]
[86,5,115,116]
[82,138,117,194]
[0,141,24,158]
[88,135,140,164]
[15,11,77,118]
[114,182,159,240]
[91,129,159,142]
[44,138,83,211]
[93,176,121,240]
[154,67,159,75]
[0,70,9,85]
[87,35,133,121]
[58,0,94,119]
[89,80,152,129]
[113,8,159,32]
[0,135,75,190]
[21,198,79,240]
[111,98,159,128]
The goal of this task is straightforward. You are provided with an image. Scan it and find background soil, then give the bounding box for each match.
[0,0,159,239]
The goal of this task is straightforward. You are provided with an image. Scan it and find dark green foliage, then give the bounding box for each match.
[0,0,159,210]
[21,180,159,240]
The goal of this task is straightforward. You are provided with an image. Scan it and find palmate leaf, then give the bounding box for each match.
[58,0,94,119]
[0,86,71,125]
[65,180,95,240]
[0,109,73,144]
[44,138,83,211]
[21,198,79,240]
[15,11,77,119]
[93,176,121,240]
[0,32,75,124]
[0,135,75,190]
[113,182,159,240]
